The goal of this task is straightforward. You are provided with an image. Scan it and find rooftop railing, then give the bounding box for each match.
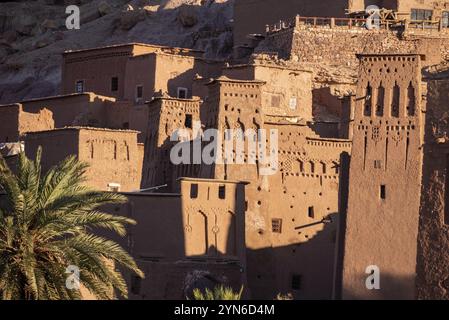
[265,15,449,35]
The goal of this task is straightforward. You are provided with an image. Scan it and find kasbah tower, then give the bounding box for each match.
[342,54,424,299]
[1,0,449,300]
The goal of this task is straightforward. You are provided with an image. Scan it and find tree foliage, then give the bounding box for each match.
[192,285,243,300]
[0,148,143,300]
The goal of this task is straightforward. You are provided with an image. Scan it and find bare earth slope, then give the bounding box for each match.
[0,0,233,104]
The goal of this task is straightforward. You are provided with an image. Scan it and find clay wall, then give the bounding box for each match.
[341,54,424,299]
[416,78,449,299]
[24,127,141,192]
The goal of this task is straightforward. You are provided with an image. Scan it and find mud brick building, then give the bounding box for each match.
[1,0,449,300]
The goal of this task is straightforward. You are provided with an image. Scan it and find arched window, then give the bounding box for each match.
[376,84,385,117]
[407,82,416,116]
[364,83,372,117]
[391,82,400,118]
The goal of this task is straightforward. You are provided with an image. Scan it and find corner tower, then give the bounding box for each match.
[341,54,424,299]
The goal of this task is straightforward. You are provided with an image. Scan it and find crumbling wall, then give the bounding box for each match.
[416,79,449,300]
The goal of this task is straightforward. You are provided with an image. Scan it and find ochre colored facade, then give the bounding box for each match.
[341,54,424,299]
[103,178,248,300]
[2,2,449,300]
[24,127,142,192]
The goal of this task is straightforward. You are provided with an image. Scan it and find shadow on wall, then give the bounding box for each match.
[415,79,449,300]
[246,212,339,300]
[341,274,417,300]
[102,180,245,299]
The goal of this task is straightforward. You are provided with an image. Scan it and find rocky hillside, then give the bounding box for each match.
[0,0,233,104]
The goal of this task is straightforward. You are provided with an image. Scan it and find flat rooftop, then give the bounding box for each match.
[63,42,204,55]
[23,126,140,135]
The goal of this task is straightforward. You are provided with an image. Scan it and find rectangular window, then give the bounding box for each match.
[272,218,282,233]
[111,77,118,92]
[380,185,386,200]
[411,9,433,21]
[374,160,382,169]
[308,206,315,219]
[185,114,193,129]
[136,85,143,100]
[291,274,302,290]
[218,185,226,199]
[190,183,198,199]
[177,87,188,99]
[75,80,84,93]
[443,12,449,28]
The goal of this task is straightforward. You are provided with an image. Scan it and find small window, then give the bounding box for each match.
[218,185,226,199]
[411,9,433,21]
[380,185,386,200]
[443,12,449,28]
[185,114,193,129]
[190,184,198,199]
[308,206,315,219]
[75,80,84,93]
[107,183,121,192]
[136,85,143,100]
[291,274,302,290]
[111,77,118,92]
[130,276,141,295]
[374,160,382,169]
[272,218,282,233]
[123,122,129,129]
[177,87,188,99]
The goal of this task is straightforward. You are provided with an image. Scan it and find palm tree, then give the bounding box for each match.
[0,147,143,300]
[192,285,243,300]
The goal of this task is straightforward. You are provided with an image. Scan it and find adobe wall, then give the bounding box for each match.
[104,100,148,143]
[24,128,141,192]
[123,54,158,102]
[341,54,424,299]
[223,60,314,121]
[0,104,20,142]
[415,78,449,299]
[123,53,222,103]
[108,193,184,258]
[18,93,114,134]
[78,128,141,192]
[128,260,244,300]
[62,45,137,98]
[108,179,246,261]
[259,25,448,67]
[200,78,351,299]
[233,0,352,46]
[141,97,201,189]
[103,178,247,299]
[249,122,351,299]
[24,128,79,170]
[179,179,247,262]
[234,0,449,47]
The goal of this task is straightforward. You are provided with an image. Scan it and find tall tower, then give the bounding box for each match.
[341,54,424,299]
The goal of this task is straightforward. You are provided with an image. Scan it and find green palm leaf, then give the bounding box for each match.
[0,147,143,300]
